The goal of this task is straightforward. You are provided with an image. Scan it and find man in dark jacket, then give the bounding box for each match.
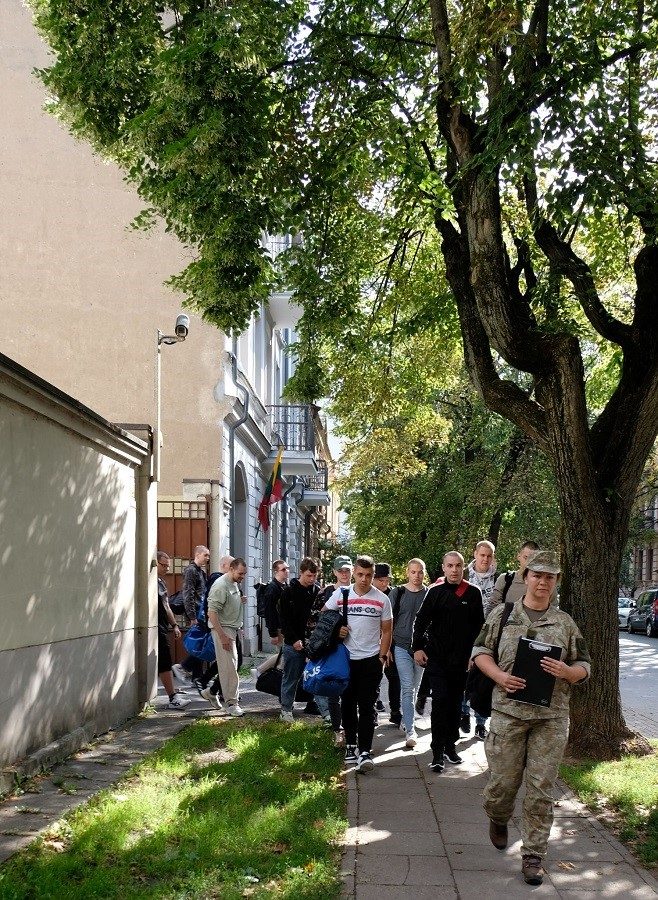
[279,558,320,721]
[262,559,289,645]
[412,551,484,772]
[172,545,209,683]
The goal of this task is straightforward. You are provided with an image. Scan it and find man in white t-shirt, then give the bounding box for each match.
[325,555,393,773]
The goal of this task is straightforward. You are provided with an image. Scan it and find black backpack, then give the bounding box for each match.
[306,589,349,661]
[255,582,268,618]
[500,571,515,603]
[168,590,185,615]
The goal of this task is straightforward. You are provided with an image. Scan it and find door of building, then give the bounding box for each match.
[157,498,210,663]
[157,498,210,593]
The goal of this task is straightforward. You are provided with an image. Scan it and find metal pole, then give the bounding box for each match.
[153,330,162,483]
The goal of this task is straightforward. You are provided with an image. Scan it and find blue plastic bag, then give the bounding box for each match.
[183,624,216,662]
[302,642,350,697]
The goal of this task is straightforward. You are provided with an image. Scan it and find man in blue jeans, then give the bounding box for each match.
[279,558,320,721]
[389,558,428,747]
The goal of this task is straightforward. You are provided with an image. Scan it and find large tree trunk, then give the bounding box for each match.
[559,515,638,758]
[537,339,651,757]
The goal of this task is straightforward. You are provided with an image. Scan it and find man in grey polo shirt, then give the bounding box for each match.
[207,556,248,717]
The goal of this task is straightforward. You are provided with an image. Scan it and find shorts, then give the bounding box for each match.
[158,632,173,675]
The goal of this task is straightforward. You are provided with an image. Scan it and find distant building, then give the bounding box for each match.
[631,492,658,595]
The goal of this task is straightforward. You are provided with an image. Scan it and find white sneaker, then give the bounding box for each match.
[405,729,418,748]
[227,704,244,717]
[201,687,223,710]
[167,695,191,709]
[357,751,375,773]
[280,710,294,723]
[172,664,192,683]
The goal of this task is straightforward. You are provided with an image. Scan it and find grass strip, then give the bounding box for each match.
[0,718,346,899]
[560,740,658,867]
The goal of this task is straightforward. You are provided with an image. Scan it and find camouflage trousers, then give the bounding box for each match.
[483,710,569,857]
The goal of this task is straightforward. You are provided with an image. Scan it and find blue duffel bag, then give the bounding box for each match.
[183,623,216,662]
[302,642,350,697]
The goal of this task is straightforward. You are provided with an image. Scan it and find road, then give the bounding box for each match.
[619,630,658,738]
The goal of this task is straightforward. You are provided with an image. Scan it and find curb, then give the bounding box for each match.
[0,724,96,797]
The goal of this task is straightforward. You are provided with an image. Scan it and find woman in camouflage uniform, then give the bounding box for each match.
[471,551,591,886]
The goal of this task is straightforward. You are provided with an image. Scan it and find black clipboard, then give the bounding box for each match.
[509,636,562,707]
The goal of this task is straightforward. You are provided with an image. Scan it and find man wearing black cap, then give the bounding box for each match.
[373,562,392,593]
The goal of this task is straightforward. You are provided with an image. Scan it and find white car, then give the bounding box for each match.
[618,597,635,629]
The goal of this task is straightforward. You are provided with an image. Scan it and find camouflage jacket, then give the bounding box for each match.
[471,598,591,720]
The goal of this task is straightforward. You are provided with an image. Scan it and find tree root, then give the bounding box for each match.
[566,728,653,762]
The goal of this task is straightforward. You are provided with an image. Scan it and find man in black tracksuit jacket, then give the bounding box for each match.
[278,558,320,718]
[412,551,484,771]
[262,560,289,644]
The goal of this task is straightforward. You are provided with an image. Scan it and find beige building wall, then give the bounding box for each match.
[0,354,156,768]
[0,0,226,497]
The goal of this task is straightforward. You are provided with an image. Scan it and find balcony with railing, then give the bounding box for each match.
[304,460,328,491]
[297,460,331,508]
[267,404,319,477]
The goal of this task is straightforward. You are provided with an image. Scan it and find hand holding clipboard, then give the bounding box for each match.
[508,637,563,707]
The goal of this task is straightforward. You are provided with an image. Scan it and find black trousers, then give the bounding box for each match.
[341,654,383,752]
[427,666,468,755]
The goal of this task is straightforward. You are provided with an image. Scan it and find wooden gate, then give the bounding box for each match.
[157,499,210,595]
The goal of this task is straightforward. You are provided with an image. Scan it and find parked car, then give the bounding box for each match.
[618,597,635,629]
[626,588,658,636]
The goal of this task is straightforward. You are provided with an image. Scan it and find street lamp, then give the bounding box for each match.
[154,314,190,483]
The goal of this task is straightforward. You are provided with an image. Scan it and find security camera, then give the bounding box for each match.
[174,314,190,340]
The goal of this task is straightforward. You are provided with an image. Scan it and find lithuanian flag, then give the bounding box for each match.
[257,446,285,532]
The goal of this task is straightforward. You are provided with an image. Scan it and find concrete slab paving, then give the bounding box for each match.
[340,708,658,898]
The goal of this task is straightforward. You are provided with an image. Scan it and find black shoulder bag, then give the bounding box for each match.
[466,602,514,718]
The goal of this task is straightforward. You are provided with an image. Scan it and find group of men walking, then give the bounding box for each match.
[156,537,591,886]
[266,540,533,774]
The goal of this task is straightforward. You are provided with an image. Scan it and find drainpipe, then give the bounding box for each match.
[279,476,304,561]
[227,336,250,554]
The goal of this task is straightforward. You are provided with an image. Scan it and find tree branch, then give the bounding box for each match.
[533,218,632,347]
[436,218,549,451]
[504,40,649,133]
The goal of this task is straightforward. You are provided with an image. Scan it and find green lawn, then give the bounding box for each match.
[0,718,346,900]
[560,741,658,867]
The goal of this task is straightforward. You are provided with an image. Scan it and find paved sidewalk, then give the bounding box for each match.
[340,712,658,898]
[2,679,657,899]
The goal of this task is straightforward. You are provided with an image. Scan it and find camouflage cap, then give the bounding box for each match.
[526,550,561,575]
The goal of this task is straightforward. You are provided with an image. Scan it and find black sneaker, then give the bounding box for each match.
[415,697,427,716]
[460,713,471,733]
[429,756,444,772]
[344,745,358,764]
[192,678,206,696]
[444,747,463,764]
[389,711,402,727]
[375,699,385,712]
[475,723,488,741]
